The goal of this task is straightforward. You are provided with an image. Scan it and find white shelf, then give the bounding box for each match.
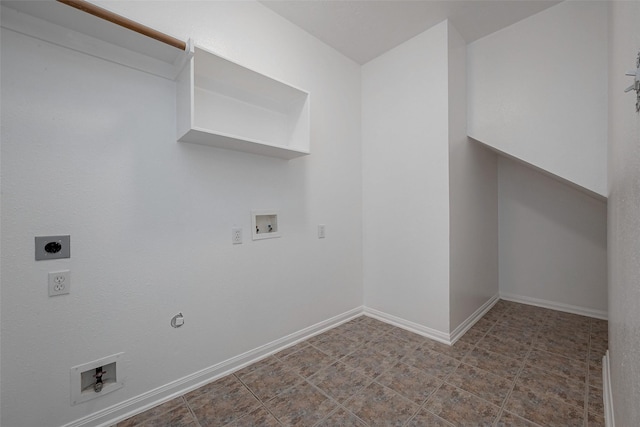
[176,46,310,160]
[1,2,190,80]
[2,2,311,160]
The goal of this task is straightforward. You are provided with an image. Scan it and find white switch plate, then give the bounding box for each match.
[318,224,326,239]
[49,270,70,296]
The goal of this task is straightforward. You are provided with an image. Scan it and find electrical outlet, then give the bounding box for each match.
[232,227,242,244]
[49,270,70,296]
[318,224,326,239]
[35,235,70,260]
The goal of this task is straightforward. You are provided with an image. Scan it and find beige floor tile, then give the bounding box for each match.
[264,381,336,426]
[533,332,588,361]
[589,361,604,389]
[462,347,523,380]
[424,383,500,426]
[118,398,194,427]
[274,342,311,360]
[310,334,360,359]
[490,322,538,344]
[588,411,605,427]
[192,387,260,427]
[363,333,421,359]
[186,378,261,426]
[590,319,608,333]
[315,407,367,427]
[375,361,442,404]
[136,405,197,427]
[476,334,532,360]
[525,348,587,383]
[388,327,430,346]
[229,406,280,427]
[505,383,584,427]
[588,385,604,415]
[118,300,608,427]
[496,410,544,427]
[446,363,513,406]
[468,317,498,334]
[456,328,486,345]
[516,365,586,409]
[117,398,187,427]
[402,347,460,380]
[343,382,419,427]
[406,408,454,427]
[235,356,281,378]
[420,338,474,360]
[496,313,545,330]
[308,361,371,403]
[341,347,398,379]
[279,345,335,378]
[237,359,303,401]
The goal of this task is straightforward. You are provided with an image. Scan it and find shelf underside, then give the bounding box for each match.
[179,128,310,160]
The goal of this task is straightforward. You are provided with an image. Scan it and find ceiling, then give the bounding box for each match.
[260,0,561,64]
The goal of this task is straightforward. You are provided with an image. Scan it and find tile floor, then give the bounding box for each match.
[117,300,608,427]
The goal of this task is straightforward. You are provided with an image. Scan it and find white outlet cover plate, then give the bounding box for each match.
[48,270,70,296]
[232,227,242,244]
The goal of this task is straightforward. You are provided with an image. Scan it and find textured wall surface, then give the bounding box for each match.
[468,1,608,197]
[498,157,607,316]
[362,21,450,333]
[607,0,640,424]
[448,23,499,331]
[0,2,362,426]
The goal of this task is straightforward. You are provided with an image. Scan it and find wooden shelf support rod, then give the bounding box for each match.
[56,0,187,51]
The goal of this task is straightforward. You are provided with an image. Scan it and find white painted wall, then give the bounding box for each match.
[498,157,607,317]
[0,2,362,426]
[607,0,640,424]
[467,1,608,197]
[362,21,450,333]
[448,23,499,332]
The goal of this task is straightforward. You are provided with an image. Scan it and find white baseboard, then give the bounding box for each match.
[449,293,500,344]
[363,307,450,344]
[603,350,615,427]
[63,306,364,427]
[499,292,608,320]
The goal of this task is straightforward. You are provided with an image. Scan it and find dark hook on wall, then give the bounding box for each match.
[624,50,640,113]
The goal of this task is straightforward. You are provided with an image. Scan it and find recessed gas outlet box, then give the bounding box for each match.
[252,211,280,240]
[70,353,124,405]
[35,235,70,260]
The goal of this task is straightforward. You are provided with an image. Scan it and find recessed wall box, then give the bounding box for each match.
[70,353,124,405]
[35,235,70,260]
[252,211,280,240]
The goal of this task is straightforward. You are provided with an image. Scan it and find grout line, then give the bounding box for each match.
[491,319,540,427]
[310,373,376,427]
[584,320,593,427]
[181,396,203,427]
[232,370,295,425]
[407,304,511,427]
[120,302,606,427]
